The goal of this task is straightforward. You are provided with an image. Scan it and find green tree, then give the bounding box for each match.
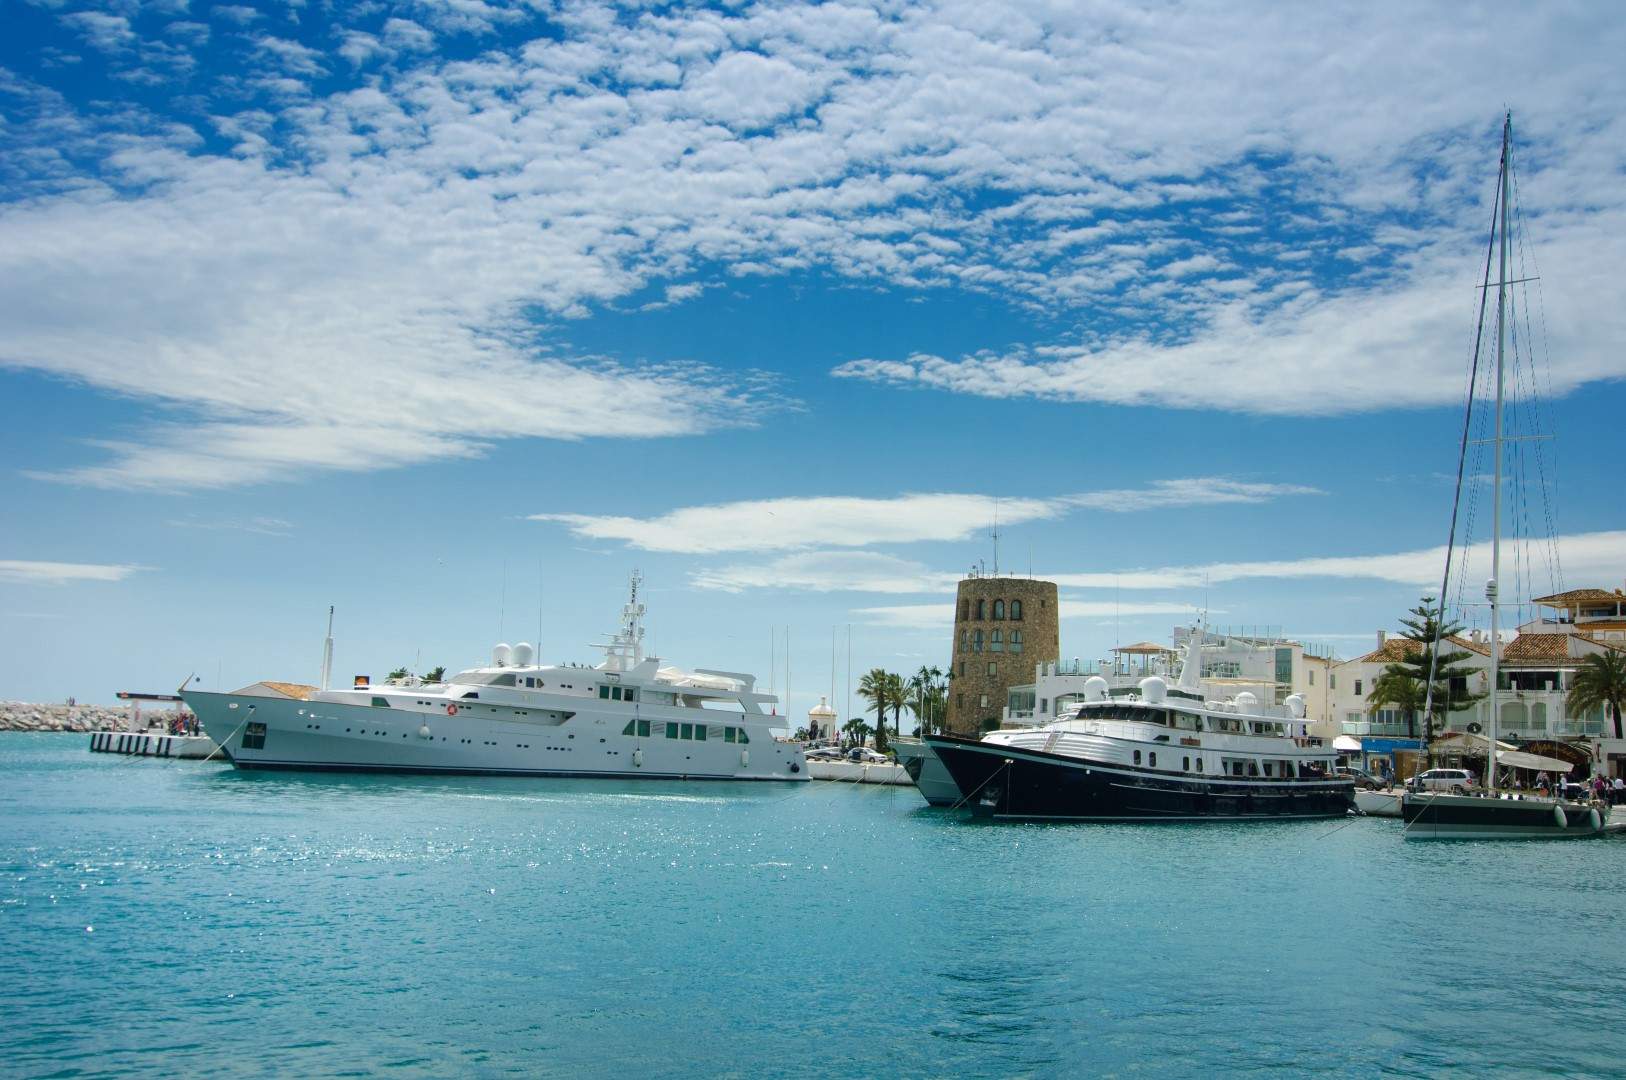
[884,671,907,749]
[388,666,409,681]
[1374,596,1486,744]
[1366,669,1427,734]
[857,668,894,749]
[908,665,947,735]
[425,666,446,683]
[1568,650,1626,740]
[841,717,872,745]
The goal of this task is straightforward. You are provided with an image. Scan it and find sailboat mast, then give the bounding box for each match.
[1486,111,1510,791]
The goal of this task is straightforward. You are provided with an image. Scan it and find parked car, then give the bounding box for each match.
[847,747,889,764]
[1408,768,1477,793]
[1336,766,1389,790]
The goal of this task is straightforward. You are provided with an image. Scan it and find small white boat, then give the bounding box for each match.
[89,692,222,760]
[804,746,912,786]
[1354,789,1402,817]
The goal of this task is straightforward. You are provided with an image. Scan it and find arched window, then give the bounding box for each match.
[1010,600,1023,621]
[993,600,1005,620]
[973,630,984,653]
[959,630,968,652]
[976,599,986,620]
[1009,630,1023,654]
[959,599,969,622]
[990,630,1004,652]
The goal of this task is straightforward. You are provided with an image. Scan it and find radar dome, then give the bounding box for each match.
[1083,676,1110,702]
[1140,676,1167,704]
[492,643,512,667]
[1285,694,1306,719]
[1235,691,1259,714]
[511,642,534,667]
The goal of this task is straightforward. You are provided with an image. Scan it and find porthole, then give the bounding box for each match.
[1133,750,1141,765]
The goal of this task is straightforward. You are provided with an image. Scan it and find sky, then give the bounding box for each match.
[3,0,1624,721]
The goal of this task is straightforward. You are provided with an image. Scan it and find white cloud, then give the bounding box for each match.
[693,552,958,595]
[5,0,1625,489]
[533,479,1312,555]
[535,493,1062,554]
[0,560,146,586]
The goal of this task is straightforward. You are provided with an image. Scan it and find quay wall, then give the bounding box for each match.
[0,703,184,733]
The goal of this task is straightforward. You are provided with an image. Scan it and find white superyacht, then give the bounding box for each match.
[185,574,808,782]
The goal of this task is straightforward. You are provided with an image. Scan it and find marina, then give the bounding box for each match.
[4,731,1626,1078]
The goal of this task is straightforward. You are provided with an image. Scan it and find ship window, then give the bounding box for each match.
[1149,752,1157,767]
[371,697,389,708]
[681,723,693,740]
[1010,601,1022,621]
[242,722,267,750]
[725,727,736,743]
[1133,750,1141,764]
[621,719,651,737]
[1183,756,1190,770]
[666,723,679,739]
[694,725,706,741]
[1196,759,1203,772]
[1263,763,1273,777]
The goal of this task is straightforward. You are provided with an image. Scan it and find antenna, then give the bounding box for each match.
[990,500,1002,575]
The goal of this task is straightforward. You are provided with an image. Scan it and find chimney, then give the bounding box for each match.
[1377,630,1387,649]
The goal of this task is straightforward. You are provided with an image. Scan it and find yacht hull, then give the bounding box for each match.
[889,737,960,805]
[1401,792,1604,839]
[925,734,1354,821]
[185,691,807,782]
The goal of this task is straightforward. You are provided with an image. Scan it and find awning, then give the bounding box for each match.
[1332,736,1362,751]
[1497,749,1576,774]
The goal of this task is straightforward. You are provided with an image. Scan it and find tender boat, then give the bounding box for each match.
[185,574,808,782]
[924,631,1353,821]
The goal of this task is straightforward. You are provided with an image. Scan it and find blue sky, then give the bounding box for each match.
[3,0,1624,718]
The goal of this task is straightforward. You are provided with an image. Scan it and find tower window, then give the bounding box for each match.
[973,630,984,653]
[976,599,986,620]
[990,630,1004,652]
[1010,630,1023,654]
[1010,600,1022,620]
[993,600,1005,620]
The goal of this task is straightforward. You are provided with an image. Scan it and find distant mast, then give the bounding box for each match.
[320,606,334,691]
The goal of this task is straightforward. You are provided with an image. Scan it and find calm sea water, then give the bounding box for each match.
[4,733,1625,1079]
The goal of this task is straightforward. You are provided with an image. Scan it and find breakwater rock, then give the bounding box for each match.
[0,703,184,733]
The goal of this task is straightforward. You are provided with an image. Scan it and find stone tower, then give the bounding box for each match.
[944,574,1059,736]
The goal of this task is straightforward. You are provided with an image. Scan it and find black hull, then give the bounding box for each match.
[924,734,1354,821]
[1401,792,1604,840]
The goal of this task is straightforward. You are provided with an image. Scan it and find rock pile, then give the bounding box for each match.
[0,703,186,733]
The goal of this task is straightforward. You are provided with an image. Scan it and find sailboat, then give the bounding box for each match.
[1400,114,1605,840]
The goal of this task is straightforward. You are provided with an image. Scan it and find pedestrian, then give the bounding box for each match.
[1613,776,1624,806]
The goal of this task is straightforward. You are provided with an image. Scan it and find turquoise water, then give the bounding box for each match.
[4,734,1624,1078]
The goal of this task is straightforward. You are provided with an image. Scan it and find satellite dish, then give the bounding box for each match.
[1466,722,1482,734]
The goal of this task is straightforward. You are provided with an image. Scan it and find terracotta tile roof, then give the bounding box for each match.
[1533,588,1624,604]
[1501,634,1575,661]
[1353,634,1486,664]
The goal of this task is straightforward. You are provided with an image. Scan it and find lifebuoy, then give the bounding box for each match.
[446,704,458,716]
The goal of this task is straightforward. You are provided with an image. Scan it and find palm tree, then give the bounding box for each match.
[884,671,907,749]
[841,717,872,745]
[1366,669,1427,735]
[856,668,891,748]
[1568,650,1626,740]
[908,665,946,735]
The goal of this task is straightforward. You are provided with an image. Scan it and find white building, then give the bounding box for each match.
[1330,587,1626,778]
